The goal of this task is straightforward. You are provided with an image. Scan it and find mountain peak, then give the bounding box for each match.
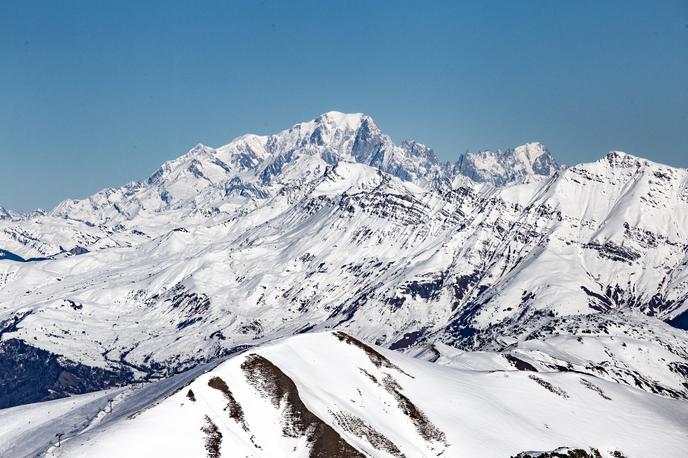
[455,142,559,186]
[603,150,649,168]
[400,139,439,163]
[314,111,369,129]
[512,141,549,161]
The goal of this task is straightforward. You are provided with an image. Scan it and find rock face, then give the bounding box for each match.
[0,112,687,409]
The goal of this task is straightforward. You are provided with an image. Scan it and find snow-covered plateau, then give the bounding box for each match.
[1,112,687,456]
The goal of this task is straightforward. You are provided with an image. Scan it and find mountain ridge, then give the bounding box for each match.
[3,331,686,457]
[4,112,680,221]
[0,111,687,414]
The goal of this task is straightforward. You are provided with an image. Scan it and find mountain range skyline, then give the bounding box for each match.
[1,107,687,457]
[3,1,687,211]
[4,2,688,456]
[2,110,681,214]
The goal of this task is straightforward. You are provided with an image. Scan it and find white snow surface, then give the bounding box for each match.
[0,111,687,409]
[0,332,683,458]
[1,112,688,456]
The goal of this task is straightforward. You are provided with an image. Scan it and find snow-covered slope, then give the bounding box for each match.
[424,310,688,399]
[1,112,687,412]
[2,332,685,458]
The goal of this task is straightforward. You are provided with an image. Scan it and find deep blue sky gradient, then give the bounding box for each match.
[1,0,687,210]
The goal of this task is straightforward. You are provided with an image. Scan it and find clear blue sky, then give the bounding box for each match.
[1,1,686,210]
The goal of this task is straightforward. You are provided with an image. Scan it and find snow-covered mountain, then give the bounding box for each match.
[454,142,560,186]
[43,113,449,232]
[2,332,686,458]
[0,112,687,422]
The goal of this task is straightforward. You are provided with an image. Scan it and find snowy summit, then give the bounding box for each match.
[0,112,687,457]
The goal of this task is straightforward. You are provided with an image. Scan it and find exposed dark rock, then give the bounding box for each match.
[403,276,444,301]
[579,378,611,400]
[241,353,363,457]
[200,415,222,458]
[333,331,412,377]
[64,299,83,311]
[207,376,248,430]
[67,246,89,256]
[584,241,641,264]
[390,330,426,350]
[512,448,603,458]
[382,374,447,447]
[0,310,33,338]
[504,354,537,372]
[332,411,405,457]
[528,375,569,399]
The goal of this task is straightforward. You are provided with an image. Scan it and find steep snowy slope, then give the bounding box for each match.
[2,332,682,458]
[424,310,688,399]
[0,358,219,457]
[1,112,687,410]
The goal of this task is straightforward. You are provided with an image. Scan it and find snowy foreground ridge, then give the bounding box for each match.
[1,112,688,456]
[3,332,687,458]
